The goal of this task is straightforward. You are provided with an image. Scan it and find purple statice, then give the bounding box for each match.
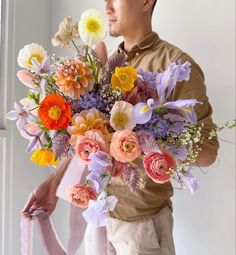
[71,92,105,114]
[135,114,170,138]
[52,132,75,159]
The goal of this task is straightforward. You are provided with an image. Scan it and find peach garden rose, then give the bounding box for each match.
[75,130,109,163]
[67,184,97,208]
[110,129,141,163]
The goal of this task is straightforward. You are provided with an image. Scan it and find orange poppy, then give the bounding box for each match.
[38,94,71,130]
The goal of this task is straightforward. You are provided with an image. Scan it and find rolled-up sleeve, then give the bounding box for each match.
[170,53,219,155]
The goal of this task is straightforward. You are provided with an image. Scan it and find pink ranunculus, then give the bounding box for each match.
[75,130,109,163]
[17,70,38,89]
[143,149,177,184]
[66,184,97,208]
[110,129,141,163]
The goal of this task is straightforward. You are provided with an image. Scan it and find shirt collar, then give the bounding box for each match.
[117,32,160,56]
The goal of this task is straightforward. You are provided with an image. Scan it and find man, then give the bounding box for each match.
[22,0,219,254]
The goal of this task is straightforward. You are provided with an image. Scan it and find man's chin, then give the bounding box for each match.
[109,29,121,38]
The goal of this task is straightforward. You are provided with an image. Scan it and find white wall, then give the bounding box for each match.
[0,0,52,254]
[155,1,235,255]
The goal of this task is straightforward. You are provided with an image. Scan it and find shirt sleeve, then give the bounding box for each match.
[170,53,219,155]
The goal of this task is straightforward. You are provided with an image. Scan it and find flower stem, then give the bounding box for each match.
[72,40,80,55]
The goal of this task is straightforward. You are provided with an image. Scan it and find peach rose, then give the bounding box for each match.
[67,184,97,208]
[110,130,141,163]
[143,149,176,184]
[75,130,109,163]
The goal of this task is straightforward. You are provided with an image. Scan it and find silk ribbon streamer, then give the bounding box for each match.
[20,156,108,255]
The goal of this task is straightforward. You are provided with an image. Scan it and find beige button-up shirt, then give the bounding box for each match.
[107,32,219,222]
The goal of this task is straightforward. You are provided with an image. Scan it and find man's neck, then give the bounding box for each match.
[123,27,153,52]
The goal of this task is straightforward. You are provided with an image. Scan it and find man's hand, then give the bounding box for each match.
[22,157,72,220]
[21,177,59,220]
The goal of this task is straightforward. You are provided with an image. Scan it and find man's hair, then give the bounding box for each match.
[151,0,157,15]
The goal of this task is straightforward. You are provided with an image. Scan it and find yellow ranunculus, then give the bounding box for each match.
[79,9,106,47]
[111,66,137,93]
[17,43,47,69]
[30,149,58,167]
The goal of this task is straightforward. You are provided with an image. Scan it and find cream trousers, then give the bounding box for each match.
[84,206,176,255]
[106,206,176,255]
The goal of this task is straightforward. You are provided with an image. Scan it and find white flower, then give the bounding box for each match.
[52,16,80,48]
[110,101,136,131]
[79,9,106,47]
[17,43,47,69]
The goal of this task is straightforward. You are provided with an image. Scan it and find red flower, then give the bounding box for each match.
[38,94,71,130]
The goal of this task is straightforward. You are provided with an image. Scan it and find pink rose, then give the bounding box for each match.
[75,130,109,163]
[110,130,141,163]
[67,184,97,208]
[143,149,176,184]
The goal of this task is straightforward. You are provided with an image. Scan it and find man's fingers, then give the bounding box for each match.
[94,41,108,66]
[21,192,36,214]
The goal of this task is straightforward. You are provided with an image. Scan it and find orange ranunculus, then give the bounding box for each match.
[38,94,71,130]
[66,184,97,208]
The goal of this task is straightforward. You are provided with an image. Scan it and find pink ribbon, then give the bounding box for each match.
[20,156,108,255]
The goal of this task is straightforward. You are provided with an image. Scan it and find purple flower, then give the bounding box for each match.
[136,130,160,153]
[163,113,186,135]
[52,132,74,159]
[87,151,113,193]
[20,128,44,152]
[137,69,158,87]
[122,165,145,192]
[86,173,110,193]
[71,92,105,114]
[167,145,188,161]
[163,99,201,124]
[135,114,170,138]
[82,192,118,227]
[132,99,159,125]
[88,151,112,175]
[6,102,35,129]
[31,56,50,74]
[156,60,191,103]
[173,169,200,193]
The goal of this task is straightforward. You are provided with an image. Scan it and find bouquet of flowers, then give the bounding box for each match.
[7,9,235,227]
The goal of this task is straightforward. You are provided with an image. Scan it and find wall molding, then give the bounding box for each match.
[0,0,16,254]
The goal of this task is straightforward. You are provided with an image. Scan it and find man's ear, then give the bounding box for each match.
[143,0,156,12]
